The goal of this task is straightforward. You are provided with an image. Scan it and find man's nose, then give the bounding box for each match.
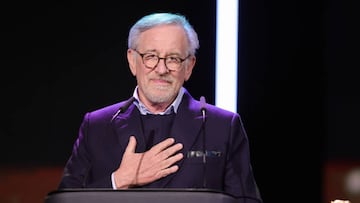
[154,58,169,73]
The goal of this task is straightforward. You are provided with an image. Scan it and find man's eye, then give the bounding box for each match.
[144,54,157,60]
[167,56,181,63]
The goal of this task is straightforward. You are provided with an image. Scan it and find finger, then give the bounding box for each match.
[159,153,184,169]
[150,138,176,154]
[160,143,183,159]
[157,165,180,178]
[124,136,137,154]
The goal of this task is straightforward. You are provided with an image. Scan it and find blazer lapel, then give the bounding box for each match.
[160,92,204,187]
[112,104,146,153]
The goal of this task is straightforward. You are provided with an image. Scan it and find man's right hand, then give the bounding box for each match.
[113,136,184,189]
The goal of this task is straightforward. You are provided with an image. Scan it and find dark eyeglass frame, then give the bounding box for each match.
[133,49,191,71]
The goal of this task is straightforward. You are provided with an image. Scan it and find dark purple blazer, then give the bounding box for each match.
[58,89,262,201]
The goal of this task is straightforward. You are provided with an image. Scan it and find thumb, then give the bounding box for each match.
[124,136,137,154]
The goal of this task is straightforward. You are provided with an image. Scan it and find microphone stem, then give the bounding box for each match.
[201,109,207,188]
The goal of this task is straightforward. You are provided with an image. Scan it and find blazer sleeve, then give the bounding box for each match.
[224,113,262,202]
[58,112,112,189]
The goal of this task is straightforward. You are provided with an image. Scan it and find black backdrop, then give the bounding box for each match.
[1,1,217,164]
[2,0,359,203]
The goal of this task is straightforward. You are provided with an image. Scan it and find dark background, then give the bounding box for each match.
[1,0,359,203]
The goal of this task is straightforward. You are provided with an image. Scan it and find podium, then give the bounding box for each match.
[44,188,242,203]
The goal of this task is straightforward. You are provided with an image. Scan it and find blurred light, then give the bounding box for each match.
[345,167,360,195]
[215,0,238,113]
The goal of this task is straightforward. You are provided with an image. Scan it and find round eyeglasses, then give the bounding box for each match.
[133,49,190,71]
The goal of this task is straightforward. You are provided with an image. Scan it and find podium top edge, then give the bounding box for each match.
[47,188,233,197]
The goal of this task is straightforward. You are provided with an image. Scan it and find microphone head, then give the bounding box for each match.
[200,96,206,112]
[110,97,135,122]
[119,97,136,112]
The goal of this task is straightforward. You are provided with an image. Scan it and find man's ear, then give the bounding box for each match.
[127,49,137,76]
[184,56,196,81]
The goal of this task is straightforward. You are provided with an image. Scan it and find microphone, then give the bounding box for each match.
[198,97,263,203]
[110,97,135,122]
[199,96,207,188]
[200,96,206,122]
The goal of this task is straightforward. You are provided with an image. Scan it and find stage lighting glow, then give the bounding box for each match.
[215,0,239,113]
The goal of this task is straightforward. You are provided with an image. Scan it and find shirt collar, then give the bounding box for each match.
[132,86,184,115]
